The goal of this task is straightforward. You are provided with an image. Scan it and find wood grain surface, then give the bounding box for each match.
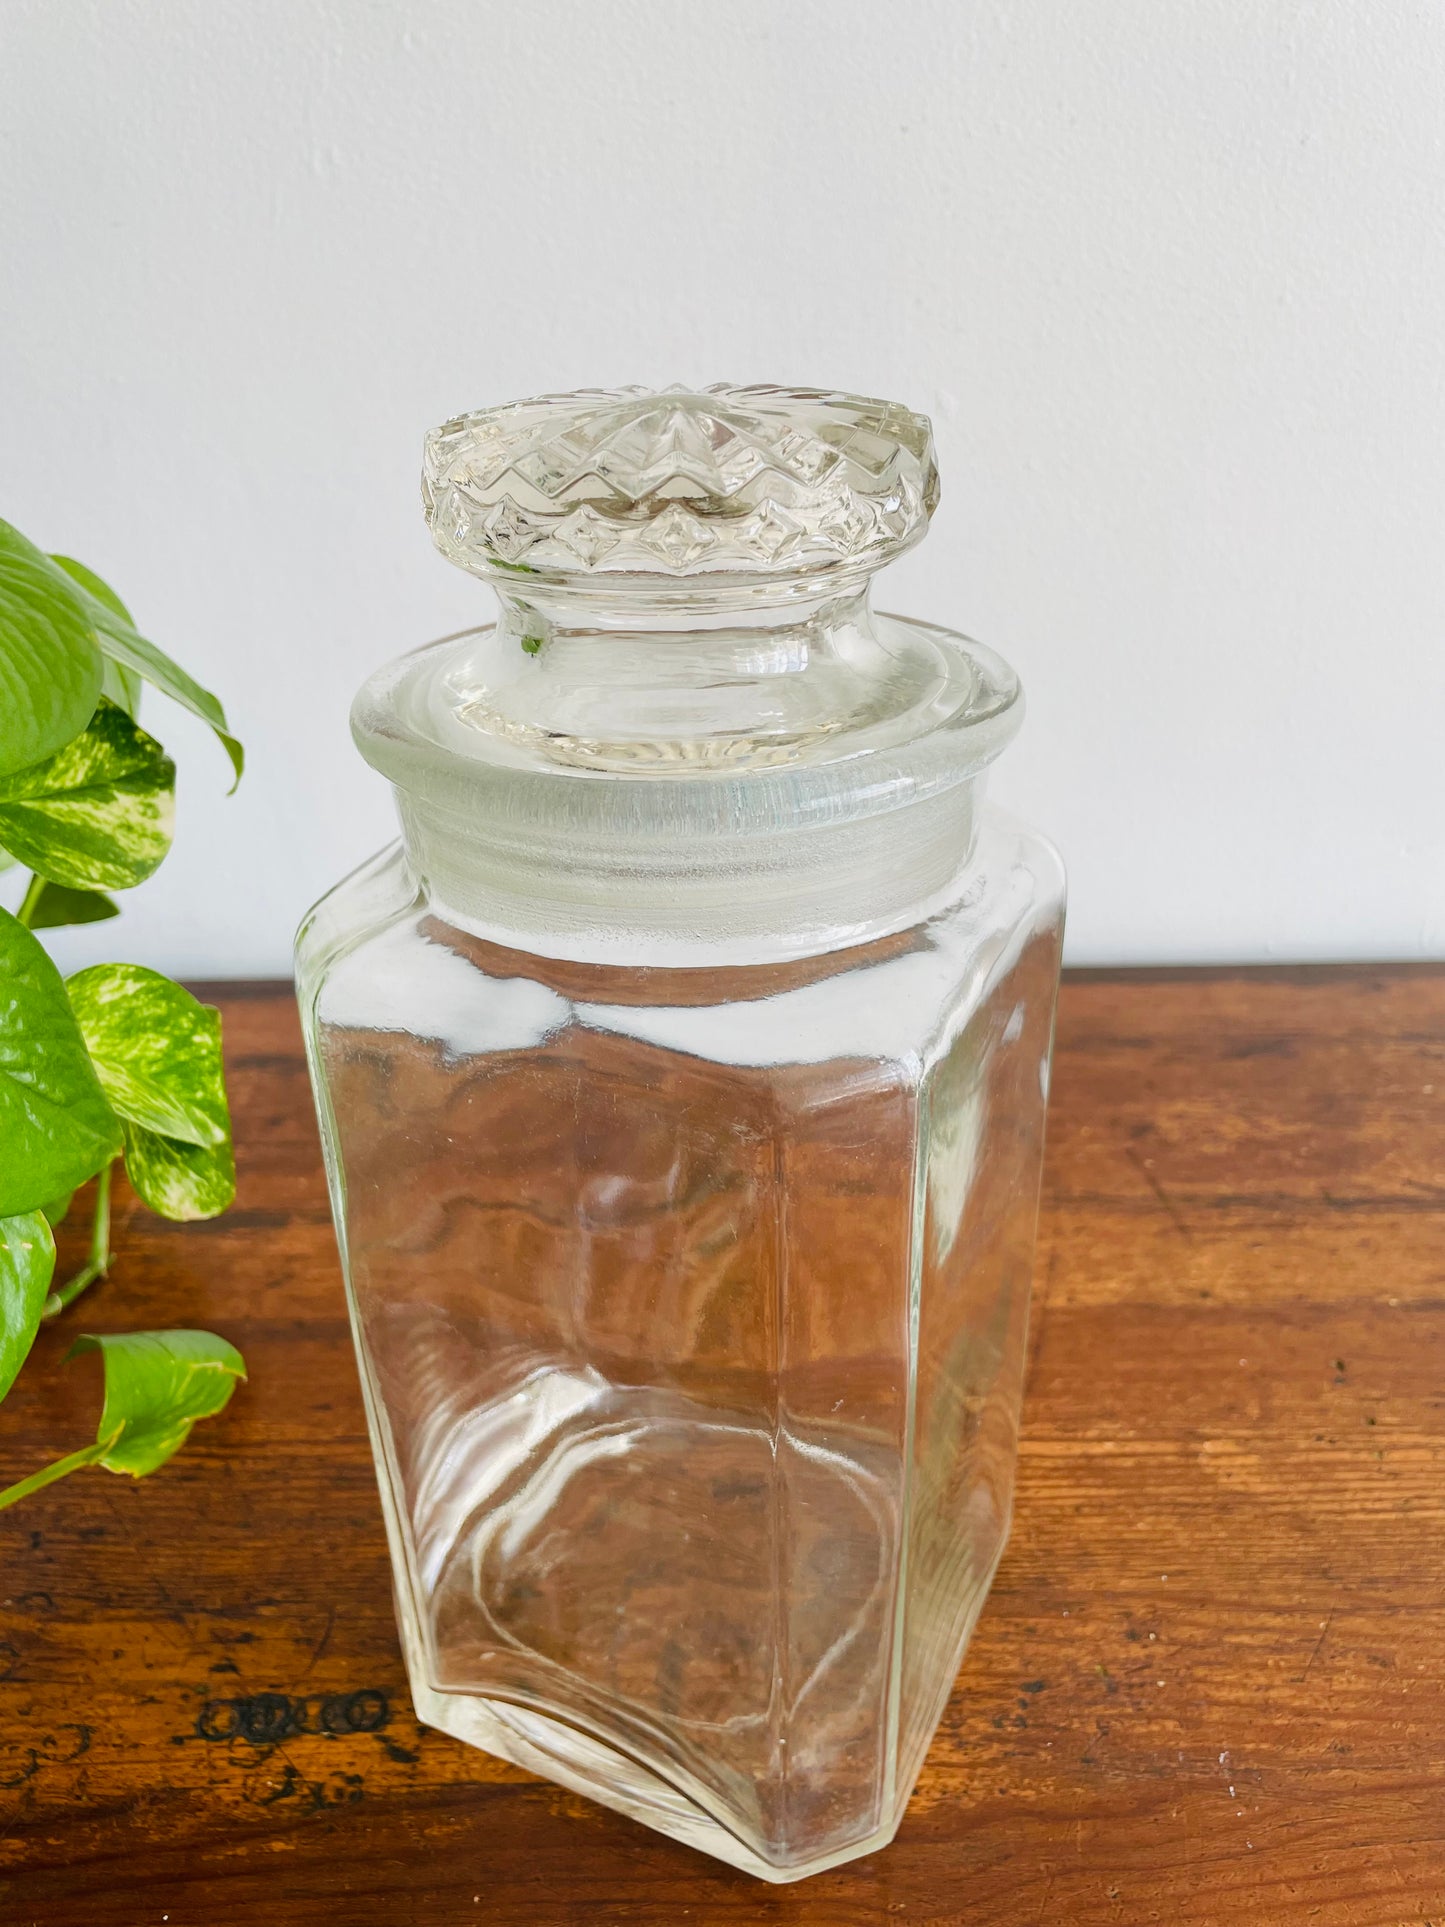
[2,967,1442,1927]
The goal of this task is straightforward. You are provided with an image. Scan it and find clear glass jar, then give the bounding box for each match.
[297,386,1065,1882]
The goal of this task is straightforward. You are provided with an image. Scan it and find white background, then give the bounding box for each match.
[2,0,1442,975]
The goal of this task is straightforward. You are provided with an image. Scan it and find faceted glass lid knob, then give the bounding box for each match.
[422,384,939,584]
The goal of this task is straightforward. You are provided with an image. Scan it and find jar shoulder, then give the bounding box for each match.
[294,839,420,1020]
[297,810,1063,1075]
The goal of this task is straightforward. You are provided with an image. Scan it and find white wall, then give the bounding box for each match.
[3,0,1442,974]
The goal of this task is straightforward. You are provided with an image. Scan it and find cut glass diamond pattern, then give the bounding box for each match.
[740,501,804,561]
[553,506,622,566]
[641,503,717,568]
[480,499,543,561]
[422,385,938,580]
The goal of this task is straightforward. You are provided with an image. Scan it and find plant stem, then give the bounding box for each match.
[0,1439,109,1511]
[15,871,45,928]
[41,1161,113,1321]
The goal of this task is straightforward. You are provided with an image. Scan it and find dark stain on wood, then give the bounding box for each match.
[192,1688,390,1745]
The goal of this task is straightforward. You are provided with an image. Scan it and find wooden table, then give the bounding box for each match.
[2,968,1443,1926]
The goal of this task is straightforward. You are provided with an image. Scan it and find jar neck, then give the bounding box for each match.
[437,575,975,778]
[487,558,881,628]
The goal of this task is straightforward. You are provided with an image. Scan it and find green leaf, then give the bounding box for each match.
[119,1120,235,1221]
[0,698,174,892]
[98,624,244,790]
[0,1211,55,1404]
[0,908,122,1216]
[67,964,230,1149]
[99,655,145,719]
[40,1190,74,1227]
[50,556,133,626]
[50,559,144,719]
[0,521,104,780]
[49,556,243,790]
[69,1329,245,1476]
[24,880,121,929]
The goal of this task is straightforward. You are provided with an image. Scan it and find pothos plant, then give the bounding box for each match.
[0,518,247,1508]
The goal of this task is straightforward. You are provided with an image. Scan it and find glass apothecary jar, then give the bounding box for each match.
[296,386,1064,1882]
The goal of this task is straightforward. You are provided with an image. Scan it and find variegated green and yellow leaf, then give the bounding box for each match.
[0,698,174,891]
[119,1120,235,1222]
[67,964,230,1149]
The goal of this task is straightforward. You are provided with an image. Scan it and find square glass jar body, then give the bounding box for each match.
[296,811,1063,1881]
